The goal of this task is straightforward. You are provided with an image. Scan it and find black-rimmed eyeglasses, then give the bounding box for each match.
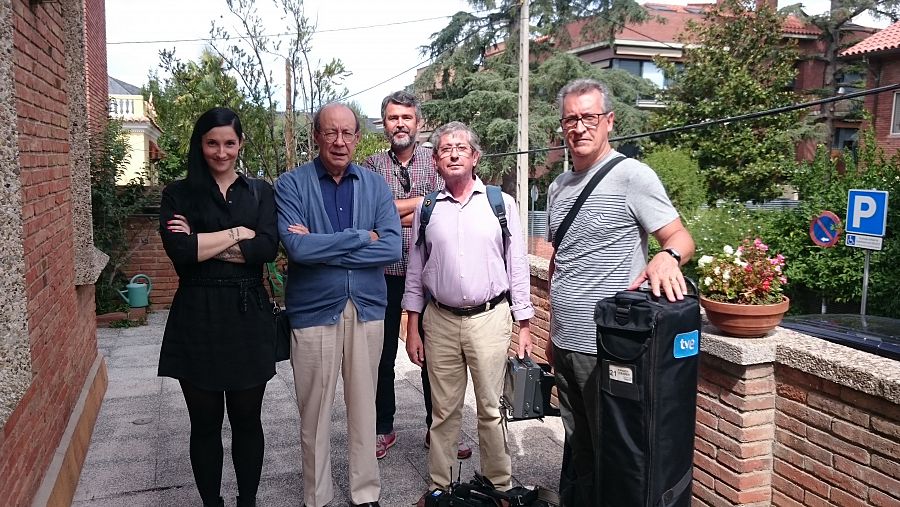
[559,112,611,131]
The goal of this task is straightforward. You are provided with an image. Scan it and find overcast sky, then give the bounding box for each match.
[105,0,890,119]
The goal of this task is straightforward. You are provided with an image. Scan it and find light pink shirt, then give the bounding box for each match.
[402,177,534,322]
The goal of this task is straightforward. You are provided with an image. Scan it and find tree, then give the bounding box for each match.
[147,0,353,182]
[656,0,811,203]
[210,0,351,171]
[423,0,649,73]
[783,0,900,149]
[145,50,254,183]
[417,51,656,191]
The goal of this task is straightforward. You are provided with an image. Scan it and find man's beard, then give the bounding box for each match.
[390,130,414,150]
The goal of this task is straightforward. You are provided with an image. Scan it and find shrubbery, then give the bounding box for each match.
[91,119,152,313]
[662,127,897,317]
[643,146,706,214]
[758,133,900,317]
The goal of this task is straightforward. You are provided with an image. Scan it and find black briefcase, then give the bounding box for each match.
[594,289,701,507]
[501,356,560,421]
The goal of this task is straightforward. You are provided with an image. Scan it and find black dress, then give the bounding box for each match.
[158,174,278,391]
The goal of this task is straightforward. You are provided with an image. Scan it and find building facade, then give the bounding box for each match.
[0,0,109,504]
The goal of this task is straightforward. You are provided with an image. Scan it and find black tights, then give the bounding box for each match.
[179,380,266,506]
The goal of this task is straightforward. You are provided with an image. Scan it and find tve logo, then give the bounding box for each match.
[673,330,699,359]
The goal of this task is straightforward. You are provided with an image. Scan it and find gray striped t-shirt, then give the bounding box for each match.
[546,151,679,355]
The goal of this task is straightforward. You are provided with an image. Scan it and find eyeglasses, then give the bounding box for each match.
[318,130,358,144]
[559,112,611,131]
[437,144,473,159]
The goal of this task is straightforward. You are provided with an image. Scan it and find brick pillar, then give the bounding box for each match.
[693,355,776,506]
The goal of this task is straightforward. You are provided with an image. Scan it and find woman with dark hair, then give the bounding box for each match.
[158,107,278,507]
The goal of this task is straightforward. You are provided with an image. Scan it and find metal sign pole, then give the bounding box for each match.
[861,250,870,316]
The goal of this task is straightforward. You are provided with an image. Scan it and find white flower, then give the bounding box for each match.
[698,255,714,267]
[734,259,747,267]
[723,245,734,255]
[704,276,713,287]
[723,270,731,280]
[713,266,721,275]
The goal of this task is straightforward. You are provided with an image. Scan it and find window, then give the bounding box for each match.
[612,59,667,88]
[892,92,900,135]
[833,128,858,150]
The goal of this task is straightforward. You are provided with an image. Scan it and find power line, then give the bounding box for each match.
[106,14,459,45]
[482,83,900,158]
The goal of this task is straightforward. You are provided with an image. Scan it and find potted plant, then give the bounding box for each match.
[696,238,789,338]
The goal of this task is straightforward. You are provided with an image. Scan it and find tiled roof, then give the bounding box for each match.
[565,3,704,49]
[842,20,900,56]
[782,14,822,36]
[563,4,828,51]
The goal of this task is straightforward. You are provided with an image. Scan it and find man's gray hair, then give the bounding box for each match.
[380,90,423,121]
[557,78,614,115]
[429,121,483,156]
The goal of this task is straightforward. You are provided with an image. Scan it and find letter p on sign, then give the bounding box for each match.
[852,196,877,228]
[846,190,889,237]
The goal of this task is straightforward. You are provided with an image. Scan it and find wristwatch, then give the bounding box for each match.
[663,248,681,264]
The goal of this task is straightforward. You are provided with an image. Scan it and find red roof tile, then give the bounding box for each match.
[842,20,900,56]
[563,4,824,50]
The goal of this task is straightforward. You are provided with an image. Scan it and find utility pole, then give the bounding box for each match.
[284,60,296,172]
[516,0,529,237]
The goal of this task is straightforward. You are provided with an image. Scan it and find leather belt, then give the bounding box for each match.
[434,292,508,317]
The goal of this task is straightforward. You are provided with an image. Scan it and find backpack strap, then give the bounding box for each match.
[416,186,511,265]
[552,155,625,250]
[415,190,441,247]
[485,185,510,268]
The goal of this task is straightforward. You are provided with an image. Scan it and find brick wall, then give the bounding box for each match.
[82,0,106,136]
[772,365,900,506]
[526,264,900,506]
[693,356,776,505]
[864,58,900,156]
[124,214,178,307]
[0,1,100,504]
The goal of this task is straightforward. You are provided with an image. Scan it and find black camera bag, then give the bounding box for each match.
[594,289,700,507]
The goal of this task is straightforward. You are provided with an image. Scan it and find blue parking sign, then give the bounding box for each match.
[846,190,889,237]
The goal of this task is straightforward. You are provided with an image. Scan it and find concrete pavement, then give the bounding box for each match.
[73,310,565,506]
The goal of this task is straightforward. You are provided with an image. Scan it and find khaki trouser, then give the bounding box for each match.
[423,300,513,491]
[290,300,384,507]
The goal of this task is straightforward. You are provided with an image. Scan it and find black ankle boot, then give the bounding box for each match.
[203,497,224,507]
[236,496,256,507]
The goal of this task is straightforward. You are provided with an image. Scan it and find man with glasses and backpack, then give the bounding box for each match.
[403,121,533,507]
[363,92,473,462]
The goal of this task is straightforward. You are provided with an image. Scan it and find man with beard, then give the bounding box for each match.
[363,91,472,461]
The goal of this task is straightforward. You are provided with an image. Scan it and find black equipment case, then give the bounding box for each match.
[594,289,701,507]
[501,356,560,421]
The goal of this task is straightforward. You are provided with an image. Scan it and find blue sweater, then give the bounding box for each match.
[275,158,401,328]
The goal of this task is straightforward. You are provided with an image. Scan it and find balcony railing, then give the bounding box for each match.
[109,96,145,118]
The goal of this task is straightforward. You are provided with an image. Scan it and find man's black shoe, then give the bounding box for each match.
[350,502,381,507]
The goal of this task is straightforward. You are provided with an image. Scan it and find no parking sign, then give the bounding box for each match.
[809,211,841,247]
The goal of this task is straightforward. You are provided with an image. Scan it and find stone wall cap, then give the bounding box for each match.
[702,325,900,405]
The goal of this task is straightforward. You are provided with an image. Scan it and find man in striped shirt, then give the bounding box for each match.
[546,78,695,505]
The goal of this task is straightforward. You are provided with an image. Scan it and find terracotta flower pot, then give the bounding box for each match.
[700,296,790,338]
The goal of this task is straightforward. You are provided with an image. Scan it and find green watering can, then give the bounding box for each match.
[119,274,152,308]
